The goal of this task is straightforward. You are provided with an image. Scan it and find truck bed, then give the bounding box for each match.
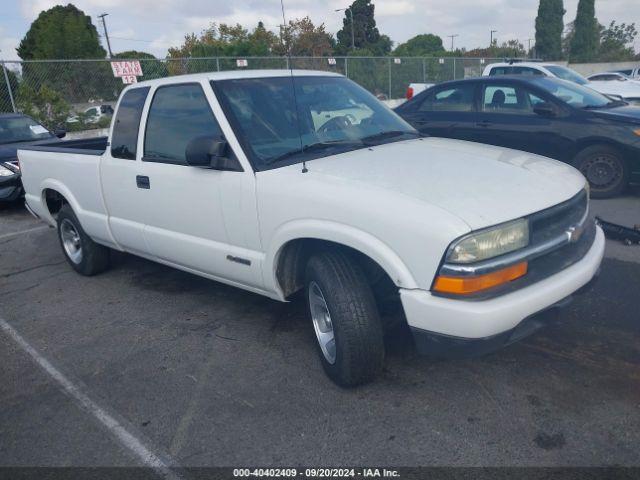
[19,136,108,156]
[18,138,113,245]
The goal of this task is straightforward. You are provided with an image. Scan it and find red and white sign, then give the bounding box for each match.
[236,59,248,67]
[121,75,138,84]
[110,61,143,78]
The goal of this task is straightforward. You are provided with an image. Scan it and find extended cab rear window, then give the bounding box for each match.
[111,87,150,160]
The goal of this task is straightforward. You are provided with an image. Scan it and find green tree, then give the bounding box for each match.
[570,0,599,62]
[598,21,637,61]
[17,4,105,60]
[276,17,334,57]
[17,4,109,104]
[393,34,445,57]
[465,40,526,59]
[535,0,565,60]
[167,21,282,74]
[336,0,390,55]
[16,84,70,129]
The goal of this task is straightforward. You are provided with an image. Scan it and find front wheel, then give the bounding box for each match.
[57,204,110,276]
[305,250,385,387]
[574,145,629,199]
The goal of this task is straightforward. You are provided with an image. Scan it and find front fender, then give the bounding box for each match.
[263,219,419,299]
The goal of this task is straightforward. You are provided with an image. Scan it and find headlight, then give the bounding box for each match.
[0,165,17,177]
[446,218,529,264]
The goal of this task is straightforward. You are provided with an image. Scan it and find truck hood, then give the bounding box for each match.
[293,137,586,230]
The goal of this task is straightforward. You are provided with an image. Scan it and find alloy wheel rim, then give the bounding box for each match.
[308,281,336,364]
[60,219,83,264]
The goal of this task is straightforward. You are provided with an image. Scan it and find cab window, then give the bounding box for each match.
[482,85,537,114]
[111,87,150,160]
[489,67,512,76]
[144,83,223,165]
[419,84,476,112]
[512,66,544,76]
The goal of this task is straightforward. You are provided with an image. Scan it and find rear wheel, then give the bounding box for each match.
[305,250,385,387]
[574,145,629,199]
[57,204,110,276]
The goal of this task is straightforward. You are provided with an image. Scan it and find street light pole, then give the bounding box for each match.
[335,8,355,50]
[98,13,113,58]
[447,34,459,51]
[490,30,498,47]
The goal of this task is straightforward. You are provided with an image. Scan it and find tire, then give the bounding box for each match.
[573,145,629,199]
[304,250,385,387]
[57,204,110,276]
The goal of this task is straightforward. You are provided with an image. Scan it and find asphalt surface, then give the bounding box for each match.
[1,191,639,469]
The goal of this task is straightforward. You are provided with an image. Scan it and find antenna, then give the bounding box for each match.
[280,0,308,173]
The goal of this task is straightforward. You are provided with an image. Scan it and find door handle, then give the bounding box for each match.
[136,175,150,189]
[476,121,492,128]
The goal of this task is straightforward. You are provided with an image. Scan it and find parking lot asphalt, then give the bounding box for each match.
[1,192,639,469]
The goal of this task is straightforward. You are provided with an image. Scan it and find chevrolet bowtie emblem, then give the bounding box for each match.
[567,225,584,243]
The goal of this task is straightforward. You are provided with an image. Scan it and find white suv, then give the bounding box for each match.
[483,62,590,85]
[483,62,640,103]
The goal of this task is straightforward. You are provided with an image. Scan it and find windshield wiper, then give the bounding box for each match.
[265,139,364,165]
[360,130,421,145]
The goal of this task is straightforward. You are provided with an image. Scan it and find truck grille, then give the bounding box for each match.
[530,189,589,246]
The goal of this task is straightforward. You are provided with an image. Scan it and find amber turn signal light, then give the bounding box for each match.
[433,262,528,295]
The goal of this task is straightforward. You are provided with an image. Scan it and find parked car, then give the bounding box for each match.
[395,76,640,198]
[66,104,114,125]
[614,67,640,79]
[483,62,640,105]
[587,72,640,104]
[19,71,604,386]
[0,113,66,203]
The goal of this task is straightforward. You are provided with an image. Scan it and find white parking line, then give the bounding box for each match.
[0,317,182,479]
[0,226,49,240]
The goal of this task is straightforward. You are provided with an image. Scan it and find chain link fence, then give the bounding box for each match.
[1,56,503,130]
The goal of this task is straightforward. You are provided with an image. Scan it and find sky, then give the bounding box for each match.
[0,0,638,61]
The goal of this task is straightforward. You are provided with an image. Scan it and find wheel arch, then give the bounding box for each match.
[572,137,631,166]
[40,180,80,224]
[266,220,418,300]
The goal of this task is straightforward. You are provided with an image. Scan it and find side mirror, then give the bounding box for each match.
[533,103,557,117]
[54,128,67,138]
[185,136,242,171]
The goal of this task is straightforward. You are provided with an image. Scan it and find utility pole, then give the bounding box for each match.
[490,30,497,47]
[527,38,533,58]
[98,13,113,58]
[335,8,355,50]
[447,34,459,52]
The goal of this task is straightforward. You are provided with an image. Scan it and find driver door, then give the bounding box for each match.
[138,82,263,289]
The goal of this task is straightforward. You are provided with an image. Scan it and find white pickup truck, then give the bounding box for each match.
[19,70,605,386]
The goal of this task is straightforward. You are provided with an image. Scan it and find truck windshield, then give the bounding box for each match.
[212,76,417,169]
[0,116,53,145]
